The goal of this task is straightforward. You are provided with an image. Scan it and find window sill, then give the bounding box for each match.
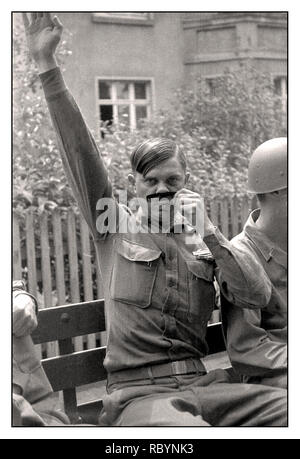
[92,13,154,27]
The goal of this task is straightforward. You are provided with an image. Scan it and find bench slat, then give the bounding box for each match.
[42,347,107,392]
[40,322,225,393]
[32,300,106,344]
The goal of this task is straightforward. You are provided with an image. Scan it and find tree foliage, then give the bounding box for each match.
[13,13,74,219]
[99,63,286,201]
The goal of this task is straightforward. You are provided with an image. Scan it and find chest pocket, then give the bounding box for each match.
[186,260,216,323]
[110,239,161,308]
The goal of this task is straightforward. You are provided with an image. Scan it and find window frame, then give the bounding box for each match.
[95,76,155,133]
[272,73,287,113]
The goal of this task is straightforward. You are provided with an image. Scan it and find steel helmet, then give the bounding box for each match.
[247,137,287,193]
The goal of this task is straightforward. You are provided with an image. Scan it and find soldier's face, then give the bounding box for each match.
[132,157,188,200]
[278,188,287,217]
[271,188,287,218]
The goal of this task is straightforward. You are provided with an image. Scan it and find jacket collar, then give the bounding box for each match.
[244,209,287,269]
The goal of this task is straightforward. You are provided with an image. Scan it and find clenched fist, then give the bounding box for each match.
[175,188,215,237]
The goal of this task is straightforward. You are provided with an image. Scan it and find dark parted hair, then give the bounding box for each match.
[130,138,187,176]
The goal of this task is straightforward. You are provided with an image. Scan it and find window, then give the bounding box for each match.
[274,76,287,113]
[205,77,222,98]
[206,78,217,97]
[97,79,153,135]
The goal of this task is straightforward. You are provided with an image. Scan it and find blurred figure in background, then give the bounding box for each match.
[13,280,70,426]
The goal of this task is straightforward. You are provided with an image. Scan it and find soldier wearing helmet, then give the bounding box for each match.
[222,138,287,389]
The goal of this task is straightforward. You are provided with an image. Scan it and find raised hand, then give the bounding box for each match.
[22,12,63,71]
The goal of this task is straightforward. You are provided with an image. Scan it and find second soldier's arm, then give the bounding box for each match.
[204,228,273,309]
[221,303,287,388]
[176,189,272,309]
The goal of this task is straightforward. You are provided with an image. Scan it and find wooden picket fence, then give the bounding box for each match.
[13,195,257,358]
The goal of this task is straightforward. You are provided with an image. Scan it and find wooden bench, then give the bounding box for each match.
[31,299,231,425]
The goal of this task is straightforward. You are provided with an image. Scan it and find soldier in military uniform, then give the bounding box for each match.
[222,138,287,389]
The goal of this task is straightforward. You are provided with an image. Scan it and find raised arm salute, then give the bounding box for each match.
[22,12,287,427]
[23,12,114,239]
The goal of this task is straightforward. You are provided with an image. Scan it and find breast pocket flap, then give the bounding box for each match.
[117,239,161,263]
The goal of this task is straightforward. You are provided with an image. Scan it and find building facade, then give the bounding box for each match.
[59,12,287,135]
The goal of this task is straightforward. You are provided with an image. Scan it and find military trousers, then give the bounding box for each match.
[99,368,287,427]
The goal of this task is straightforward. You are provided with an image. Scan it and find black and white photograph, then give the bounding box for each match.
[8,4,294,441]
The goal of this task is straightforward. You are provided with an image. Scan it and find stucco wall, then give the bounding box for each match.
[57,12,185,133]
[183,16,286,71]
